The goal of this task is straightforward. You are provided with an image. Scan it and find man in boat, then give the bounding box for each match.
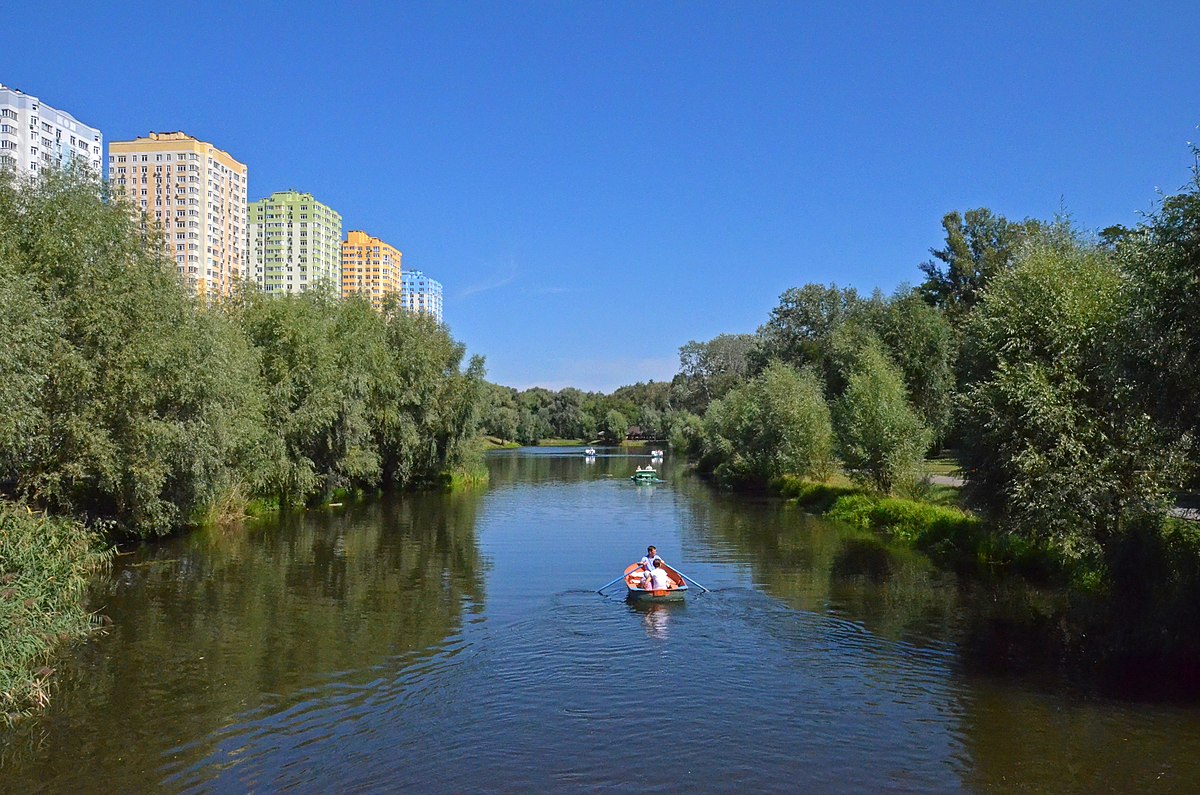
[637,546,660,583]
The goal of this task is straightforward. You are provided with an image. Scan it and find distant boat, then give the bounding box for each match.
[584,447,597,456]
[650,449,664,458]
[622,561,687,601]
[631,466,657,482]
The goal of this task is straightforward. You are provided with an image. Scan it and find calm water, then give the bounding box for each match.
[4,448,1200,792]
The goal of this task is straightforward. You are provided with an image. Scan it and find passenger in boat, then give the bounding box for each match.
[648,559,673,590]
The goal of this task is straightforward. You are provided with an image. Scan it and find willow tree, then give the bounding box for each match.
[833,338,932,495]
[699,361,835,486]
[959,232,1188,560]
[0,169,267,536]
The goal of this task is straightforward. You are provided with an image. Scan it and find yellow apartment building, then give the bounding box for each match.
[108,132,248,298]
[341,230,402,308]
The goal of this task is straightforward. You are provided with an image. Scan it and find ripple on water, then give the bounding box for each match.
[156,586,972,794]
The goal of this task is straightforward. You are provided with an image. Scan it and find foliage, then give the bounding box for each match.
[751,283,861,375]
[918,208,1044,325]
[0,501,112,724]
[0,168,268,536]
[697,362,835,486]
[672,333,756,414]
[772,476,860,512]
[833,337,933,494]
[869,290,957,442]
[1118,159,1200,440]
[601,409,629,445]
[0,170,486,534]
[959,231,1189,561]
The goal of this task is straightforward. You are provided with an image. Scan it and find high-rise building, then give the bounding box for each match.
[400,270,444,323]
[249,191,342,296]
[108,132,247,298]
[0,83,103,178]
[341,230,402,308]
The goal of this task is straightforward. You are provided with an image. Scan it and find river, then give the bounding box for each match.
[3,447,1200,792]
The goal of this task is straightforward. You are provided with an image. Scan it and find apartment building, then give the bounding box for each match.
[400,270,444,323]
[108,132,247,298]
[0,83,103,178]
[250,190,342,295]
[341,230,402,308]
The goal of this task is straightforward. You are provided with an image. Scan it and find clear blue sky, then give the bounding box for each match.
[4,2,1198,392]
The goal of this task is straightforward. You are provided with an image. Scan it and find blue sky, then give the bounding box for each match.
[3,2,1198,392]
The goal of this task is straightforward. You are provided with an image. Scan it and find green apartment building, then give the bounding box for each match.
[249,190,343,295]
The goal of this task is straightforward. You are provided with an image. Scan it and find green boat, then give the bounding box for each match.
[631,466,658,482]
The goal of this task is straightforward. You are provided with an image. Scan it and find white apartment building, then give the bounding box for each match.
[400,270,444,323]
[0,83,103,178]
[249,191,343,295]
[108,132,248,298]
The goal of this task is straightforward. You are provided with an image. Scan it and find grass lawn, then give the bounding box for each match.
[481,436,521,450]
[925,449,965,478]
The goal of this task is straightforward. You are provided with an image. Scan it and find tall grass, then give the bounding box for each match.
[0,501,113,725]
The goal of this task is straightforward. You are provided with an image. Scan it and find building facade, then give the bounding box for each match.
[249,191,342,295]
[108,132,247,298]
[341,230,402,308]
[0,83,103,178]
[400,270,444,323]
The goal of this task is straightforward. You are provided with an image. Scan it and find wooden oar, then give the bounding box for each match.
[673,569,710,592]
[596,574,629,593]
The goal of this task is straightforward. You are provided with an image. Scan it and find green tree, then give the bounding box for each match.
[1119,162,1200,439]
[872,289,957,443]
[753,283,860,374]
[0,168,267,536]
[834,338,932,495]
[673,333,755,413]
[918,208,1043,324]
[697,362,835,486]
[602,409,629,444]
[960,233,1187,559]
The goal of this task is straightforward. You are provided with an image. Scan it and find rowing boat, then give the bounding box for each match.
[623,561,688,602]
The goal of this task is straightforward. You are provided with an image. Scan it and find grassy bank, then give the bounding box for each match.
[773,475,1065,581]
[482,436,521,450]
[0,502,113,726]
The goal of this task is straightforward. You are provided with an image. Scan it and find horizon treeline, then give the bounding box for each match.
[0,168,488,541]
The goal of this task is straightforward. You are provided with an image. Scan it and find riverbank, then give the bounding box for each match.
[772,475,1065,581]
[0,502,113,725]
[773,473,1200,695]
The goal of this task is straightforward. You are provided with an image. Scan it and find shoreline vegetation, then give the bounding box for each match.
[0,170,489,723]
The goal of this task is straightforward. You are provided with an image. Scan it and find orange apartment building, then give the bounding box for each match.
[341,230,402,308]
[108,132,247,298]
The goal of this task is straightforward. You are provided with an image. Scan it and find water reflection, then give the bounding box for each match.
[628,601,679,641]
[0,491,486,792]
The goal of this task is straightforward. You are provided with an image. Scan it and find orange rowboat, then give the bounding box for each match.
[623,561,688,602]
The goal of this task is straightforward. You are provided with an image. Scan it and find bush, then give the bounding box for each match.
[772,476,860,512]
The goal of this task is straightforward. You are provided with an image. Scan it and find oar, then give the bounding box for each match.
[597,574,628,593]
[673,569,710,593]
